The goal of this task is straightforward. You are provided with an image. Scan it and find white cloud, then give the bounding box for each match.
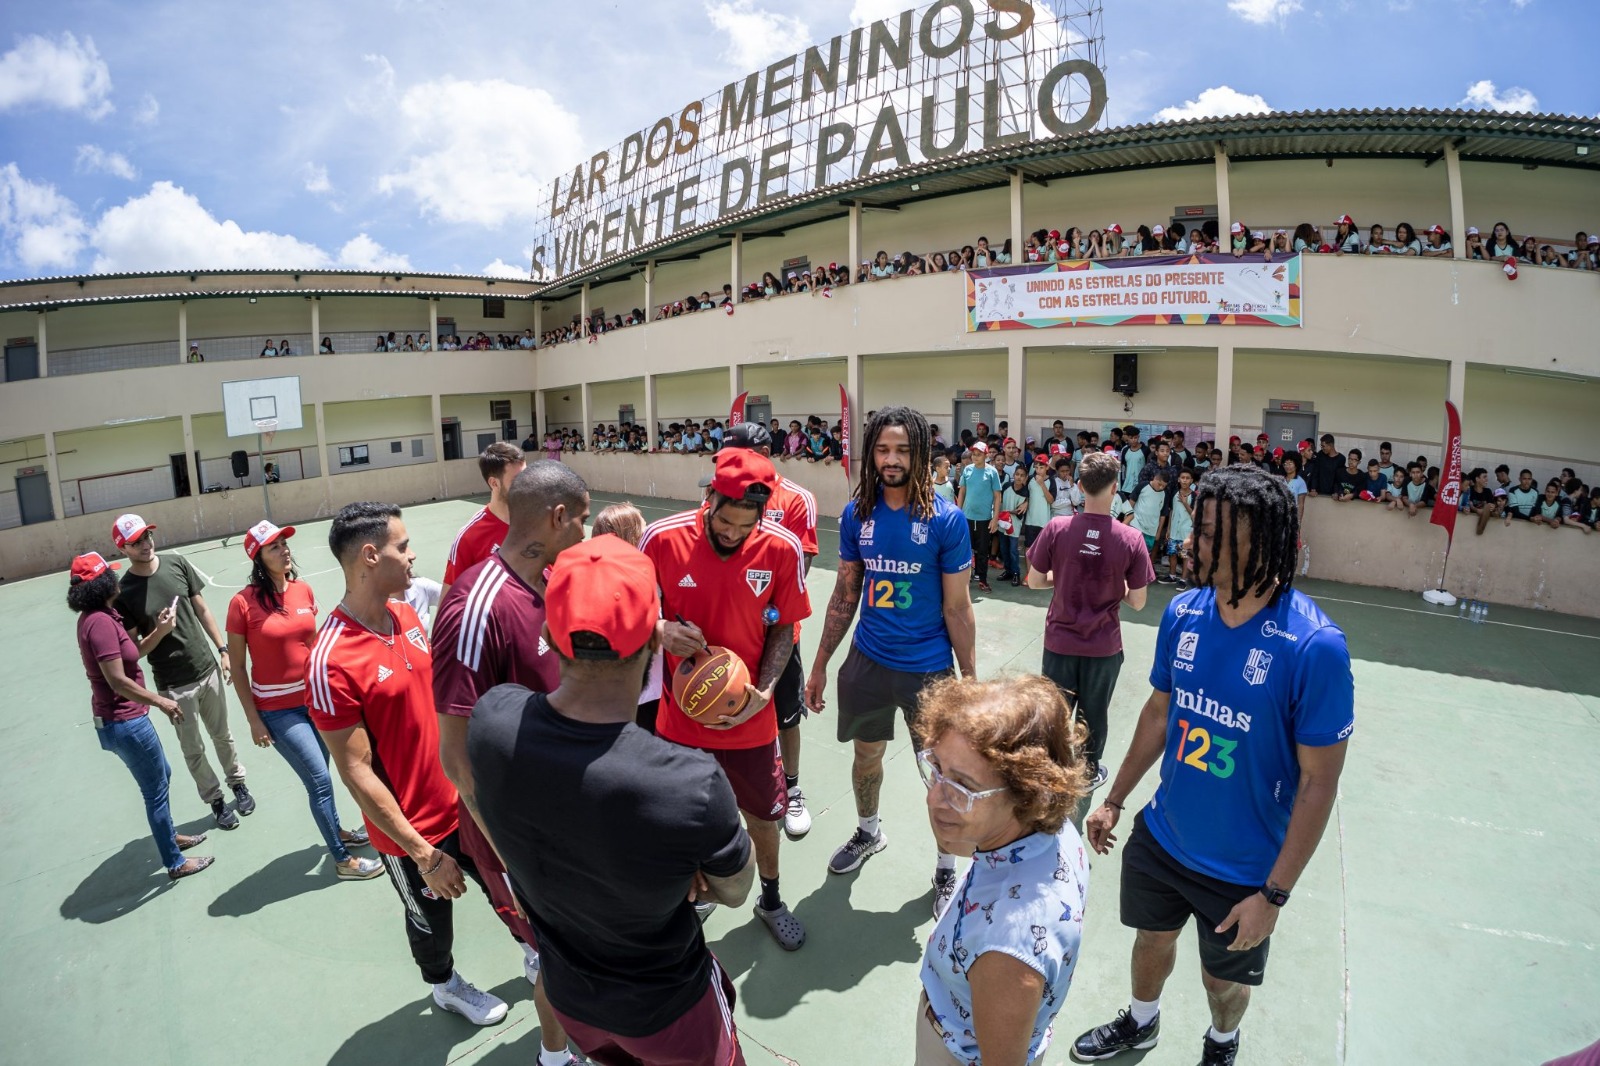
[848,0,908,27]
[1154,86,1273,122]
[89,181,332,272]
[74,144,137,181]
[481,252,533,279]
[0,163,89,271]
[1459,79,1539,114]
[705,1,811,69]
[1509,0,1532,8]
[1226,0,1302,25]
[374,74,585,228]
[0,32,113,118]
[303,162,331,194]
[336,233,411,271]
[133,93,160,125]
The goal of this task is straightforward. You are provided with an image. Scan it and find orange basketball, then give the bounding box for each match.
[672,646,752,720]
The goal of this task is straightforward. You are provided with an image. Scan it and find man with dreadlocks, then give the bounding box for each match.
[1070,466,1353,1066]
[804,405,977,918]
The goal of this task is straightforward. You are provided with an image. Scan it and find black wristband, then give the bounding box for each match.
[1104,799,1124,811]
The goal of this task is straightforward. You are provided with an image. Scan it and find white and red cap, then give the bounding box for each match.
[1230,222,1245,234]
[1427,224,1445,235]
[1336,214,1354,226]
[1152,224,1165,235]
[70,551,119,584]
[111,513,155,548]
[970,441,989,454]
[1588,235,1599,245]
[1466,226,1480,236]
[1106,223,1122,234]
[243,520,295,560]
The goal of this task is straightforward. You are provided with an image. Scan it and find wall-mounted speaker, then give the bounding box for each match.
[230,450,250,479]
[1112,352,1139,396]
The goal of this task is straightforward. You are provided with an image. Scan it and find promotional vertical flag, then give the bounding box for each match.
[1429,400,1462,546]
[838,384,851,481]
[729,390,748,428]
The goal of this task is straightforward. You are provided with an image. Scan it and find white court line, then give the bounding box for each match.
[1455,922,1596,951]
[1313,595,1600,641]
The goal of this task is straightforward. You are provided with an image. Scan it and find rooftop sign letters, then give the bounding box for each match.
[531,0,1105,284]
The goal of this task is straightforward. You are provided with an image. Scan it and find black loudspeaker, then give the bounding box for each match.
[1113,352,1139,395]
[501,419,518,441]
[230,450,250,479]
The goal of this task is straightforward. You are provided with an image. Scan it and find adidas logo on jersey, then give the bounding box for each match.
[678,574,698,588]
[377,665,393,682]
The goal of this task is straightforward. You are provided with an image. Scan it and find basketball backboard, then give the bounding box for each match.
[223,376,304,438]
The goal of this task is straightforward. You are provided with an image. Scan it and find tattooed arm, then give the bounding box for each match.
[803,560,864,713]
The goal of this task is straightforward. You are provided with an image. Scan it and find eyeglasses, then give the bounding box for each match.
[916,749,1007,814]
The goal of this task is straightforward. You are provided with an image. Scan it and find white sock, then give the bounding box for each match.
[936,852,958,872]
[521,942,539,965]
[432,970,460,992]
[859,814,880,836]
[1130,997,1160,1027]
[1208,1025,1238,1044]
[538,1047,570,1066]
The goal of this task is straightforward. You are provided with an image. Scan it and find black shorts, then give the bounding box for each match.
[1120,812,1271,986]
[774,643,806,731]
[835,644,951,745]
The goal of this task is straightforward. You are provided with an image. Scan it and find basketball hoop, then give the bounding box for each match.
[254,418,278,449]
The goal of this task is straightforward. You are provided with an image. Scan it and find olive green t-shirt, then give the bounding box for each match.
[116,553,217,689]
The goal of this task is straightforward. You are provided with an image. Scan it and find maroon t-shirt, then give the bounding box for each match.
[431,553,558,718]
[1026,513,1155,657]
[77,606,148,722]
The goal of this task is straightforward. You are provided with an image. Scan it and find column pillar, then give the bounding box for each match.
[1006,341,1027,444]
[36,311,48,377]
[581,382,593,444]
[730,233,743,297]
[43,430,65,520]
[1009,170,1025,262]
[310,297,321,354]
[1444,142,1467,260]
[180,413,201,505]
[313,401,329,481]
[643,373,658,450]
[1214,145,1232,249]
[428,298,439,348]
[431,393,447,494]
[643,260,655,320]
[534,389,548,440]
[845,351,864,466]
[848,203,863,280]
[730,363,744,416]
[580,282,591,334]
[1215,343,1234,445]
[1448,357,1466,415]
[177,302,187,364]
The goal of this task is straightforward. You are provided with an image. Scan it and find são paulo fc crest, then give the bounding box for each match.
[765,507,785,523]
[746,569,773,595]
[911,521,929,545]
[1243,648,1272,686]
[405,626,428,652]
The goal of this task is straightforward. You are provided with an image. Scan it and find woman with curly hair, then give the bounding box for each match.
[914,674,1090,1065]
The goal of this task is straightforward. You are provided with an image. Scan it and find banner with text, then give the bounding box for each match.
[965,254,1302,330]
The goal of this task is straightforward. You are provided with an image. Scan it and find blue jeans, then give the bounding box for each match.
[999,533,1020,577]
[97,714,183,872]
[261,707,350,863]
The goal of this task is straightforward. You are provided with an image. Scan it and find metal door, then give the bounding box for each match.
[1261,409,1317,452]
[745,401,772,428]
[170,453,192,498]
[952,396,995,439]
[441,421,462,461]
[4,341,39,382]
[16,471,53,525]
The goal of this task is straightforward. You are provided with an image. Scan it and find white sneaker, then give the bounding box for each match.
[432,972,508,1026]
[784,786,812,838]
[523,949,541,985]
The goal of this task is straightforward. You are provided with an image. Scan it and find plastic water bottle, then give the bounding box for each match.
[1478,602,1489,624]
[1458,598,1468,620]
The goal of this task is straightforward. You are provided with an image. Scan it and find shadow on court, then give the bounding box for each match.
[708,873,927,1019]
[207,843,338,918]
[58,816,213,923]
[326,977,528,1066]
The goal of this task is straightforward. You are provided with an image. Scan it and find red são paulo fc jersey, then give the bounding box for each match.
[226,579,318,711]
[308,600,459,856]
[443,507,508,585]
[431,552,559,718]
[769,477,819,556]
[640,508,810,751]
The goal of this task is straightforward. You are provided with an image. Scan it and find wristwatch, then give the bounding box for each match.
[1259,883,1290,907]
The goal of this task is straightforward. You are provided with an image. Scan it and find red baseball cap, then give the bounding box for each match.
[1257,432,1269,441]
[111,513,155,548]
[1336,214,1354,225]
[243,520,295,559]
[709,447,778,503]
[1102,443,1116,453]
[545,534,659,660]
[1229,435,1241,444]
[69,551,119,584]
[1034,453,1050,464]
[1272,446,1285,458]
[1300,439,1313,449]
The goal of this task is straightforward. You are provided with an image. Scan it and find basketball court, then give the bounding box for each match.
[4,489,1597,1065]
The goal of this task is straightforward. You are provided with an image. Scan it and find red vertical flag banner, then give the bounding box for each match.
[729,390,748,428]
[839,384,851,482]
[1430,400,1462,547]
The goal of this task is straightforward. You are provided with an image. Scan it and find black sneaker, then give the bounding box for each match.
[1200,1031,1239,1065]
[827,827,887,874]
[232,783,256,816]
[931,868,959,919]
[1089,764,1109,792]
[1156,572,1178,585]
[1070,1009,1159,1062]
[211,798,240,830]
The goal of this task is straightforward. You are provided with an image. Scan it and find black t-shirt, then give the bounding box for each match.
[1307,451,1344,495]
[1333,466,1363,497]
[468,685,750,1036]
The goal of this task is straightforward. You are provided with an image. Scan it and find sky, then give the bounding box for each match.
[0,0,1593,282]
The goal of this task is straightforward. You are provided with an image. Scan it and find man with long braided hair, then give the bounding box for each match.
[1070,466,1353,1066]
[804,406,977,918]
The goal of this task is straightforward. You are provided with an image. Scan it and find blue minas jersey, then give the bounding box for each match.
[1146,586,1354,886]
[839,494,971,674]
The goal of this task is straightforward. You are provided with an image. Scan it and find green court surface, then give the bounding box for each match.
[4,491,1597,1066]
